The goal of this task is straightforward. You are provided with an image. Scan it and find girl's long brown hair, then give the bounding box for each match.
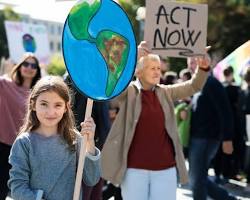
[20,76,77,149]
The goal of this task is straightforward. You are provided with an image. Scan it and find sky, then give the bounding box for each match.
[0,0,77,23]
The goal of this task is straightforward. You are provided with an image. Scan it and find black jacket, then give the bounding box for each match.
[190,76,234,140]
[65,76,111,149]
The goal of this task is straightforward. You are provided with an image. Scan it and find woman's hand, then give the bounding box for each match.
[137,41,151,60]
[80,117,96,155]
[197,46,211,71]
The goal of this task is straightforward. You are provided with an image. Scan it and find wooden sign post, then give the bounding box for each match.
[73,99,93,200]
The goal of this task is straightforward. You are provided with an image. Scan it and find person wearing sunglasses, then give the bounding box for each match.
[0,52,41,199]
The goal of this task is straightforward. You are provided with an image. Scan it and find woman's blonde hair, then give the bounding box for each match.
[136,54,160,70]
[10,52,41,88]
[20,76,77,149]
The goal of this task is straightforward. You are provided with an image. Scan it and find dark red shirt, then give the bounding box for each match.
[127,89,176,170]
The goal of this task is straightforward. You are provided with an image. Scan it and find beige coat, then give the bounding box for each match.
[101,68,208,185]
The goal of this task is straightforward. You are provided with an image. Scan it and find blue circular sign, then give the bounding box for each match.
[62,0,137,101]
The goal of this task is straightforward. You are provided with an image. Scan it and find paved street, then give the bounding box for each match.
[6,163,250,200]
[6,181,250,200]
[177,180,250,200]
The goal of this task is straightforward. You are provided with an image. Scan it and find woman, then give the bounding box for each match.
[0,52,41,199]
[101,42,210,200]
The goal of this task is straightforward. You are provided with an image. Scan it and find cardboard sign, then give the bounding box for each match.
[4,21,50,64]
[144,0,208,58]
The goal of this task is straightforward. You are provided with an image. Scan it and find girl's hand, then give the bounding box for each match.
[80,117,96,155]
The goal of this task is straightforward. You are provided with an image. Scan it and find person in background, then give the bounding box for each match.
[188,57,238,200]
[239,66,250,183]
[65,75,111,200]
[8,76,101,200]
[159,56,169,80]
[174,68,193,158]
[101,41,210,200]
[179,68,192,82]
[213,66,244,183]
[0,53,41,199]
[102,98,123,200]
[161,71,178,85]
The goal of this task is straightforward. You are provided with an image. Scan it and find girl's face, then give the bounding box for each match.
[20,57,38,80]
[34,91,67,132]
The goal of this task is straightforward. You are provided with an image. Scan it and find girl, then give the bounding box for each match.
[8,76,101,200]
[0,52,41,199]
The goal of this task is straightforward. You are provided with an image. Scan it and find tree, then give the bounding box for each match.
[118,0,141,43]
[47,54,66,76]
[0,6,20,59]
[181,0,250,57]
[215,3,250,56]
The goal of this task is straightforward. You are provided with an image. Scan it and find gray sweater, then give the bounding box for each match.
[8,132,101,200]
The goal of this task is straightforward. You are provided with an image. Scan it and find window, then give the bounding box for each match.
[50,41,54,51]
[50,25,55,35]
[57,42,61,51]
[58,26,62,35]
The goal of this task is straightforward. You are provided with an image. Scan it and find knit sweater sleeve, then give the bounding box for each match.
[8,134,41,200]
[83,148,101,186]
[76,133,101,186]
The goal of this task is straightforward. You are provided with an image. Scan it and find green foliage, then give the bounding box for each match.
[0,6,20,58]
[47,54,66,76]
[119,0,140,43]
[205,0,250,56]
[168,57,187,75]
[216,4,250,56]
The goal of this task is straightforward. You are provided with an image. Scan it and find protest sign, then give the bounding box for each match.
[63,0,136,101]
[4,21,50,64]
[144,0,208,58]
[214,41,250,84]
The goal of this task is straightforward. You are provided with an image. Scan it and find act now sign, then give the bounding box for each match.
[144,0,208,58]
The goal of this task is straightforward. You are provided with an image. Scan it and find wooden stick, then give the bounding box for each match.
[73,98,93,200]
[36,190,44,200]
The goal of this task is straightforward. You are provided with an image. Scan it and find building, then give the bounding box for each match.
[0,0,65,56]
[22,16,64,55]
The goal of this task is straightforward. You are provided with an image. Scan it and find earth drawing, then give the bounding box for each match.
[62,0,137,100]
[22,33,36,53]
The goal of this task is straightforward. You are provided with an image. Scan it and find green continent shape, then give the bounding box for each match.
[96,31,129,97]
[68,0,100,41]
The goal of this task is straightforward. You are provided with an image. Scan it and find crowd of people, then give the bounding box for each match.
[0,41,250,200]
